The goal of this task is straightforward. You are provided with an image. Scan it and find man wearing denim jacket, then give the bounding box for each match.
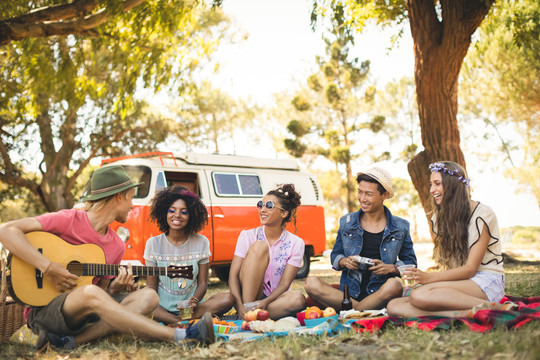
[305,166,417,311]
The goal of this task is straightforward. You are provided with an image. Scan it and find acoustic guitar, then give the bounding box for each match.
[7,231,193,306]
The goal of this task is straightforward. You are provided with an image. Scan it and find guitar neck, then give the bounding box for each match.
[80,264,170,277]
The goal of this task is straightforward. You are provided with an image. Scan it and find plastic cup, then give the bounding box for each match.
[243,301,260,311]
[398,264,416,287]
[177,300,192,320]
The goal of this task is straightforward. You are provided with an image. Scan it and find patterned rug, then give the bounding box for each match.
[351,295,540,333]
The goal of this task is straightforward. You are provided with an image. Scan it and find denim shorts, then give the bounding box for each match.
[470,271,505,303]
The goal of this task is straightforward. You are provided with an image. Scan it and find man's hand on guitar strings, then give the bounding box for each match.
[109,264,137,294]
[45,262,78,292]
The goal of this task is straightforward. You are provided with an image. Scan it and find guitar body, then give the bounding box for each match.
[9,231,106,306]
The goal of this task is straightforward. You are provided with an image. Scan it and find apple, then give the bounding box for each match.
[307,311,320,319]
[322,307,337,317]
[244,310,257,322]
[257,309,270,321]
[241,321,251,331]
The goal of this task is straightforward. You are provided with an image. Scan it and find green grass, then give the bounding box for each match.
[2,263,539,360]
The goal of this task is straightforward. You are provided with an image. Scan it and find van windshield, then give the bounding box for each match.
[123,165,151,198]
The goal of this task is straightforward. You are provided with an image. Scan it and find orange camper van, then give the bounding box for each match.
[81,152,326,280]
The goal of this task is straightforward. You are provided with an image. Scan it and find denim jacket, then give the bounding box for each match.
[330,206,417,300]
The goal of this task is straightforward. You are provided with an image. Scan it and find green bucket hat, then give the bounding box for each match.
[82,166,143,202]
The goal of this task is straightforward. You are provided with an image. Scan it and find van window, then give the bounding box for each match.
[122,165,152,198]
[156,171,167,192]
[164,171,201,197]
[213,172,262,196]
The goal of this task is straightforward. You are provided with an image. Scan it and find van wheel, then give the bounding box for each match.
[295,253,310,279]
[214,266,230,283]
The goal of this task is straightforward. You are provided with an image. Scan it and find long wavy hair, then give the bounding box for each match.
[430,161,471,270]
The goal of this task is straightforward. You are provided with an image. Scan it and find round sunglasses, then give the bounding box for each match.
[256,200,285,211]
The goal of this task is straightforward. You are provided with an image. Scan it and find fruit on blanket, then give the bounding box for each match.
[257,309,270,321]
[305,306,322,319]
[323,307,337,317]
[307,311,320,319]
[244,309,261,322]
[241,321,251,331]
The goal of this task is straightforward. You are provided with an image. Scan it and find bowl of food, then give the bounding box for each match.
[213,319,237,335]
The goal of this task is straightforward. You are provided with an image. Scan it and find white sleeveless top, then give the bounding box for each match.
[432,202,504,275]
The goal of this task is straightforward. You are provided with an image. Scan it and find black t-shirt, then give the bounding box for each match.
[360,230,383,261]
[357,229,383,299]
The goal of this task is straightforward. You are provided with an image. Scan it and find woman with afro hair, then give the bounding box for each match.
[144,186,230,323]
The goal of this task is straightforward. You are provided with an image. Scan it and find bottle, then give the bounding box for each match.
[341,284,353,311]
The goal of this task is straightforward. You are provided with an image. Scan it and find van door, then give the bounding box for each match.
[161,170,215,259]
[206,170,262,264]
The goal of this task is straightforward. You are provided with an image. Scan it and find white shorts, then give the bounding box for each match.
[470,271,505,303]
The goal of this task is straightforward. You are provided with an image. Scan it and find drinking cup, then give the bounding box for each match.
[177,300,192,320]
[398,264,416,287]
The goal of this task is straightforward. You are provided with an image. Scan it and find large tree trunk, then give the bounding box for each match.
[406,0,493,223]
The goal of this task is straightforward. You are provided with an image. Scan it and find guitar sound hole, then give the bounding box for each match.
[66,261,84,276]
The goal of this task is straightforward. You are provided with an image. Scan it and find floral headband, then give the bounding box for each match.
[429,162,470,188]
[178,190,199,199]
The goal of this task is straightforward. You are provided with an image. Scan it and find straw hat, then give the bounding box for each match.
[356,166,394,199]
[82,166,143,202]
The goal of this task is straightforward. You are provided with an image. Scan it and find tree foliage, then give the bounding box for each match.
[283,15,384,213]
[312,0,495,221]
[0,2,229,211]
[461,0,540,208]
[374,77,420,161]
[167,80,258,154]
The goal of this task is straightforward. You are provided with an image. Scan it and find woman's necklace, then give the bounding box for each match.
[168,233,189,289]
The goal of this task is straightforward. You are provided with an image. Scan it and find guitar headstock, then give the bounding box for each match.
[166,265,194,280]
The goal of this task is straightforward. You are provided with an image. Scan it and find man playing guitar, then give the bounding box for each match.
[0,166,214,350]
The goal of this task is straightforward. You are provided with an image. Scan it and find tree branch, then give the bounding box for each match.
[6,0,100,24]
[0,0,146,46]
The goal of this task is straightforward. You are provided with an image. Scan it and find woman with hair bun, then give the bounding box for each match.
[387,161,514,318]
[204,184,306,320]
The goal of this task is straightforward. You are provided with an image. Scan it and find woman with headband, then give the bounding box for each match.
[387,161,514,317]
[144,186,230,323]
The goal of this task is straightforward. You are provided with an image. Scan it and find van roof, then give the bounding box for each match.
[102,152,300,170]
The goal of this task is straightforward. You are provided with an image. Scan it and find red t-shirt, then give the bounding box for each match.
[36,209,126,280]
[24,209,125,320]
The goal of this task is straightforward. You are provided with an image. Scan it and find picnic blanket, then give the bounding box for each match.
[351,295,540,333]
[10,295,539,345]
[219,317,346,342]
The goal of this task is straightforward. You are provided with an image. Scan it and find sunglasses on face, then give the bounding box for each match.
[256,200,284,211]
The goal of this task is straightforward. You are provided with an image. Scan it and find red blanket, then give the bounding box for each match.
[351,295,540,333]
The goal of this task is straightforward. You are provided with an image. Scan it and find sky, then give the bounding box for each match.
[204,0,540,229]
[213,0,414,103]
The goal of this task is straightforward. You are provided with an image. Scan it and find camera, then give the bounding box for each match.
[353,256,374,270]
